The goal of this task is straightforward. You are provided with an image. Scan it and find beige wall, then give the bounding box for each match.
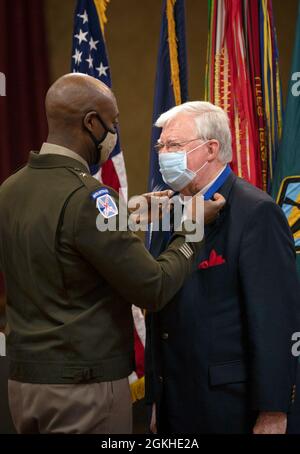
[45,0,298,197]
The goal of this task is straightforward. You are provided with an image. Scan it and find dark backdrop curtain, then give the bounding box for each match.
[0,0,49,315]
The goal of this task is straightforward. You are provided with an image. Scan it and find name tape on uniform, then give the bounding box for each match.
[90,188,110,200]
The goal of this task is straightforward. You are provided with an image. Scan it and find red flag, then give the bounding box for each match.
[247,0,266,190]
[209,0,260,186]
[205,0,283,191]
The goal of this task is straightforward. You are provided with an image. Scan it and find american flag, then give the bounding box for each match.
[71,0,127,192]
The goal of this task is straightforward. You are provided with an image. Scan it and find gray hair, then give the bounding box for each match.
[155,101,232,164]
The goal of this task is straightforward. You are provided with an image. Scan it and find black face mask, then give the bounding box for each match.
[86,113,110,166]
[85,114,118,175]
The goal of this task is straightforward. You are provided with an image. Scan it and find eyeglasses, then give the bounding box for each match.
[154,137,204,153]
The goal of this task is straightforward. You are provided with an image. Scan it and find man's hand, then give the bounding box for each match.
[253,412,287,434]
[129,190,174,225]
[129,190,225,226]
[183,192,225,226]
[203,193,226,225]
[150,403,157,434]
[142,190,174,204]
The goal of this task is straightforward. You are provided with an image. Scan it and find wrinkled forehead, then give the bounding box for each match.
[159,114,198,142]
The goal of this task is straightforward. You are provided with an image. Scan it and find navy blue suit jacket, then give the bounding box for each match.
[145,172,300,434]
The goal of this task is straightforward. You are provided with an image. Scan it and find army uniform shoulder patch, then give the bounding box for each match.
[277,176,300,253]
[91,188,118,219]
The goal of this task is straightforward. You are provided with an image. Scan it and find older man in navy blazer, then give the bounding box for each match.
[145,101,300,434]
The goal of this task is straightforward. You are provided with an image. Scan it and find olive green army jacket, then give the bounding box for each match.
[0,144,203,384]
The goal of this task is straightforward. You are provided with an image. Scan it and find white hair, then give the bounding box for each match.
[155,101,232,164]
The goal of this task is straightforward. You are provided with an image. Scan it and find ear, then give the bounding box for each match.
[207,140,220,162]
[83,111,99,133]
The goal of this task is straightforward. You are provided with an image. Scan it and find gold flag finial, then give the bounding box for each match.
[166,0,181,105]
[94,0,110,37]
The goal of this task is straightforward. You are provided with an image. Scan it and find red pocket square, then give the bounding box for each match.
[198,249,226,269]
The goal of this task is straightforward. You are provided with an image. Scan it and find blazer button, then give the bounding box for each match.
[162,332,169,340]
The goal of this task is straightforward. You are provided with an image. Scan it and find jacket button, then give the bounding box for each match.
[162,332,169,340]
[159,375,164,383]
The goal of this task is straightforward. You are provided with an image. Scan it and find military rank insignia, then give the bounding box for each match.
[277,176,300,253]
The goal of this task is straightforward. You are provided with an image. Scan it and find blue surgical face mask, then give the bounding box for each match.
[158,141,209,191]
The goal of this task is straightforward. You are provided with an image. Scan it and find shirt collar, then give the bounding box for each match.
[178,165,228,205]
[199,165,227,196]
[39,143,90,172]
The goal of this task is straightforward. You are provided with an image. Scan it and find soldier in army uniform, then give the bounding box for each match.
[0,73,224,434]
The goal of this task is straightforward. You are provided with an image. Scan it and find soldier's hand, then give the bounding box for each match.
[186,192,225,225]
[203,193,226,225]
[129,190,174,225]
[143,189,174,202]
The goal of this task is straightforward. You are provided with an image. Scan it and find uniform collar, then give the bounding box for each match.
[39,142,90,171]
[28,149,89,174]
